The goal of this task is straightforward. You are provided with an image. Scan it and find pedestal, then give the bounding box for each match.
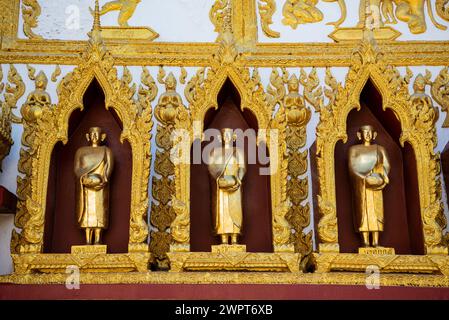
[71,245,107,254]
[358,247,395,255]
[167,250,301,273]
[211,244,246,253]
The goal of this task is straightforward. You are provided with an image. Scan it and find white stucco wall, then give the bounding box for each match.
[1,1,449,275]
[0,215,14,275]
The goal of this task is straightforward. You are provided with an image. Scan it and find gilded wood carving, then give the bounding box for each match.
[11,7,155,256]
[315,35,446,255]
[169,17,294,253]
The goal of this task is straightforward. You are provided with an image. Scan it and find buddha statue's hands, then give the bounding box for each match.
[82,174,105,189]
[218,176,240,191]
[365,173,385,189]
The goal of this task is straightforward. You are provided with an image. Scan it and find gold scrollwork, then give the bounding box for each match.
[258,0,280,38]
[21,0,42,39]
[150,68,187,269]
[436,0,449,21]
[0,66,17,171]
[431,67,449,128]
[266,67,321,268]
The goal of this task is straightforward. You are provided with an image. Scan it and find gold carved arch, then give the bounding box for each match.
[170,63,294,253]
[13,35,152,255]
[316,40,446,254]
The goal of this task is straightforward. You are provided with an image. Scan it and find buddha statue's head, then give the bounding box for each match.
[165,72,177,91]
[413,74,426,93]
[357,125,377,145]
[288,75,299,93]
[220,128,235,146]
[86,127,106,146]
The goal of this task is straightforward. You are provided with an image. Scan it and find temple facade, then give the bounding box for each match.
[1,0,449,299]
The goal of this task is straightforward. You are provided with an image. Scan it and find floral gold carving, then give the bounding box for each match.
[266,67,320,269]
[431,67,449,128]
[436,0,449,21]
[0,65,23,172]
[150,68,186,269]
[258,0,280,38]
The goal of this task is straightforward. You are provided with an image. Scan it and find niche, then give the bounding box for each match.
[311,80,424,255]
[43,79,133,254]
[189,79,273,252]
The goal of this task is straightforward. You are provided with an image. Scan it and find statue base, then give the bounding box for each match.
[314,252,449,275]
[358,247,395,255]
[167,251,301,273]
[211,244,246,253]
[71,245,107,254]
[101,26,159,41]
[12,251,152,274]
[328,26,401,42]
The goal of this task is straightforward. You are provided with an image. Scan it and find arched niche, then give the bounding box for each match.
[189,79,273,252]
[43,80,132,254]
[334,79,423,254]
[314,45,445,255]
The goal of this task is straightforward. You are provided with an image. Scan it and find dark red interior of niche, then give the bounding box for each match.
[333,80,423,254]
[190,79,273,252]
[43,79,132,254]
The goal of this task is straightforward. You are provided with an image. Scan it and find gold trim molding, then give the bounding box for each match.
[3,270,449,287]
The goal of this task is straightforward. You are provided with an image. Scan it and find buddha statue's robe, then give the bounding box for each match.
[74,145,114,229]
[208,147,246,236]
[348,144,390,233]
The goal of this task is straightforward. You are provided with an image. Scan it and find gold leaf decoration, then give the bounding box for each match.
[22,0,43,39]
[258,0,280,38]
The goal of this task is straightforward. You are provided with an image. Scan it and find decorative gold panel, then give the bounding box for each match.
[315,36,446,254]
[10,11,155,273]
[169,24,294,255]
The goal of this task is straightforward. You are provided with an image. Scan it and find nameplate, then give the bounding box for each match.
[358,247,395,255]
[71,245,107,254]
[101,27,159,41]
[211,244,247,253]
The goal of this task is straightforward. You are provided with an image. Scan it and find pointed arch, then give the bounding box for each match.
[316,43,445,254]
[189,65,271,137]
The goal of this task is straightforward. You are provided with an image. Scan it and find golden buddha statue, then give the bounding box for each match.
[74,127,114,245]
[208,128,246,245]
[348,125,390,248]
[22,71,50,122]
